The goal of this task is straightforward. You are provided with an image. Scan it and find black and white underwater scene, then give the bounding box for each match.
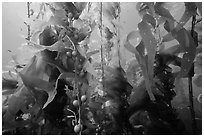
[2,2,202,135]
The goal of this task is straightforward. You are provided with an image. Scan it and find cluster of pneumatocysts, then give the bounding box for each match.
[72,95,87,133]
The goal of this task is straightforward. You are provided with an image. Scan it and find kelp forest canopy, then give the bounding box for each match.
[2,2,202,135]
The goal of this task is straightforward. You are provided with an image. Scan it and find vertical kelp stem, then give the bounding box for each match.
[75,57,82,135]
[100,2,104,90]
[77,85,82,135]
[189,15,197,134]
[117,2,121,67]
[188,77,196,134]
[99,3,106,130]
[27,2,31,41]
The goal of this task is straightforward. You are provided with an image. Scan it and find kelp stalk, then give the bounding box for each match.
[189,14,197,134]
[27,2,31,41]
